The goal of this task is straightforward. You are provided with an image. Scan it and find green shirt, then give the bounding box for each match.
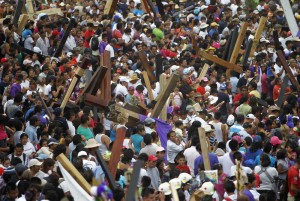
[152,28,164,41]
[77,125,94,140]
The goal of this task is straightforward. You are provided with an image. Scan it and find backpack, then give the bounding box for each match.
[90,36,99,51]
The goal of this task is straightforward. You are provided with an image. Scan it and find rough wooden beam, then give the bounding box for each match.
[36,90,53,121]
[195,63,209,88]
[102,51,111,101]
[280,0,300,37]
[54,18,76,58]
[159,74,168,121]
[226,27,239,61]
[226,22,248,78]
[151,74,179,118]
[125,160,142,201]
[139,51,156,81]
[199,51,242,73]
[142,71,154,101]
[115,104,140,120]
[27,0,34,14]
[95,150,117,190]
[276,50,300,92]
[198,127,211,170]
[242,39,253,66]
[17,14,29,35]
[250,17,267,57]
[273,30,281,50]
[104,0,118,17]
[155,54,163,81]
[141,0,152,18]
[60,58,89,109]
[146,0,157,20]
[13,0,24,27]
[108,126,127,179]
[155,0,165,17]
[57,154,91,194]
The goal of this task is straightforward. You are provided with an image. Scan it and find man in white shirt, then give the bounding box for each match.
[65,110,76,136]
[78,151,97,172]
[64,28,77,53]
[36,31,50,55]
[105,38,117,58]
[115,76,129,97]
[183,137,200,177]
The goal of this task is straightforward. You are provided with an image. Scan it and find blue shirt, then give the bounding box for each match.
[25,125,38,145]
[243,189,255,201]
[254,154,276,167]
[194,153,219,176]
[131,134,143,154]
[245,148,263,161]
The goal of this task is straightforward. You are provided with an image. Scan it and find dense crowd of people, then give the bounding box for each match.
[0,0,300,200]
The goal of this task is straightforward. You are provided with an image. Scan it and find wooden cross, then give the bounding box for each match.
[60,58,90,109]
[249,17,267,57]
[198,127,211,170]
[280,0,300,37]
[139,51,156,81]
[151,73,179,118]
[226,27,239,61]
[158,74,168,121]
[12,0,24,27]
[225,22,248,78]
[142,71,154,101]
[104,0,118,17]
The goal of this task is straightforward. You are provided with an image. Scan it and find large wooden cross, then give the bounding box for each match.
[139,51,156,81]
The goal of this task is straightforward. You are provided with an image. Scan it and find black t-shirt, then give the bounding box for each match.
[236,76,247,89]
[216,91,230,116]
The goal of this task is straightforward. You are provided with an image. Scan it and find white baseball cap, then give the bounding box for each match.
[29,159,43,167]
[159,182,171,195]
[200,182,215,195]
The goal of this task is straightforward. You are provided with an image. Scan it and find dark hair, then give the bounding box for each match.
[80,115,90,124]
[214,112,221,120]
[72,134,82,145]
[138,153,148,162]
[276,149,286,160]
[263,142,272,153]
[229,139,239,151]
[15,143,23,150]
[249,141,262,153]
[260,153,271,167]
[236,114,244,124]
[233,151,242,161]
[167,130,175,139]
[141,187,155,198]
[113,187,125,201]
[224,181,235,193]
[6,182,17,193]
[29,116,39,126]
[143,134,152,145]
[20,133,28,139]
[93,123,104,134]
[141,176,151,188]
[247,173,256,184]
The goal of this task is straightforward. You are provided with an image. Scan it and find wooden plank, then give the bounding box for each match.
[159,74,168,121]
[85,94,109,108]
[13,0,24,27]
[273,30,281,50]
[280,0,300,37]
[27,0,34,14]
[17,14,29,35]
[125,160,143,201]
[199,51,242,73]
[95,150,117,190]
[139,51,156,81]
[195,63,209,88]
[276,50,300,92]
[60,58,89,109]
[242,39,253,66]
[36,90,53,121]
[13,43,46,60]
[151,74,179,118]
[142,71,154,101]
[115,104,140,120]
[250,17,267,57]
[103,51,111,101]
[198,127,211,170]
[53,18,76,58]
[222,31,233,60]
[145,0,157,20]
[226,27,239,61]
[108,126,127,179]
[155,0,165,17]
[277,75,289,107]
[56,154,91,194]
[104,0,118,17]
[141,0,152,18]
[226,22,248,78]
[155,54,163,81]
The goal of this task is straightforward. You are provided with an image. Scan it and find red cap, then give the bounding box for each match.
[148,155,158,161]
[270,136,282,146]
[1,58,8,63]
[52,30,60,36]
[0,167,3,176]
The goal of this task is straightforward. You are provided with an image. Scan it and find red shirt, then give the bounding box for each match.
[196,86,205,95]
[288,166,300,196]
[176,165,190,174]
[273,85,291,100]
[84,29,94,48]
[112,29,122,49]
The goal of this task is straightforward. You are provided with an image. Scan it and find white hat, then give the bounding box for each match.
[200,5,208,11]
[169,178,182,189]
[267,48,275,54]
[260,38,270,43]
[200,182,215,195]
[33,46,42,54]
[178,173,192,183]
[159,183,171,195]
[78,151,88,157]
[174,128,183,137]
[59,181,70,193]
[156,147,165,152]
[208,95,218,105]
[227,114,235,126]
[119,76,128,83]
[59,2,65,6]
[67,52,73,57]
[170,65,180,74]
[253,10,259,14]
[200,23,209,29]
[85,139,100,149]
[203,125,214,133]
[29,159,43,167]
[246,114,255,120]
[144,117,155,124]
[23,59,32,65]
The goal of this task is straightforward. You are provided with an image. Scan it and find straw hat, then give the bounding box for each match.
[85,139,100,149]
[129,73,140,82]
[210,22,219,27]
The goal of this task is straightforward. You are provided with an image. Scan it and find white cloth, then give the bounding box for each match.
[183,146,200,177]
[219,152,235,176]
[36,37,50,55]
[58,162,93,201]
[105,44,115,58]
[67,120,76,136]
[167,140,184,163]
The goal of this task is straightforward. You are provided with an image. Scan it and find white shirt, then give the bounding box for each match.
[45,84,53,99]
[115,84,128,97]
[167,140,184,163]
[183,146,200,177]
[105,44,115,58]
[67,120,76,136]
[36,37,50,55]
[24,36,34,50]
[219,152,235,176]
[64,35,77,53]
[23,142,36,156]
[230,165,252,177]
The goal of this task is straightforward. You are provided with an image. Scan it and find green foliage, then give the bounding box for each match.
[245,0,259,13]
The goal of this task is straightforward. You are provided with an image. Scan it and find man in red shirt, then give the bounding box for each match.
[84,22,94,48]
[288,158,300,200]
[233,85,249,112]
[112,22,124,50]
[196,77,209,95]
